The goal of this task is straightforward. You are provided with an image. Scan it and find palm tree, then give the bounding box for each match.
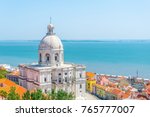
[0,90,7,100]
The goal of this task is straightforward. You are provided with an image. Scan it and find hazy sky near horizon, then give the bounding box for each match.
[0,0,150,40]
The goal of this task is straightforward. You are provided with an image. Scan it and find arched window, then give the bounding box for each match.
[39,53,42,62]
[46,53,50,62]
[44,77,47,82]
[65,77,67,82]
[55,53,59,62]
[59,78,61,83]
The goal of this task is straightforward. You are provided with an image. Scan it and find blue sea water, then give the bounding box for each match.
[0,40,150,79]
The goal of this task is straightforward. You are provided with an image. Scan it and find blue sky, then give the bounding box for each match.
[0,0,150,40]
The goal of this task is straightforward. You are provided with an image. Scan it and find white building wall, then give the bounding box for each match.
[75,67,86,98]
[39,71,51,84]
[19,64,86,99]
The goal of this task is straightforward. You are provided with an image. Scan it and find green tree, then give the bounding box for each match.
[56,89,67,100]
[0,90,7,99]
[47,89,74,100]
[7,87,20,100]
[99,89,105,99]
[49,89,57,100]
[22,90,31,100]
[30,89,46,100]
[21,89,74,100]
[56,89,74,100]
[0,69,8,78]
[67,92,74,100]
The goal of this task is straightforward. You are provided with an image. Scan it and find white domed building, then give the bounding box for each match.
[18,24,86,99]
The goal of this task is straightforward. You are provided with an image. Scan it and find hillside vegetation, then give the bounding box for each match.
[0,69,8,78]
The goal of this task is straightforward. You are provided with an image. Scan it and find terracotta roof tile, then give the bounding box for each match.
[110,88,122,95]
[86,72,96,78]
[0,79,26,98]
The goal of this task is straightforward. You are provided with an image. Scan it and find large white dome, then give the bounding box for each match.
[39,35,63,50]
[39,24,63,50]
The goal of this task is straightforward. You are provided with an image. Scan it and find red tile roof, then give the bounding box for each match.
[0,79,26,97]
[86,72,96,78]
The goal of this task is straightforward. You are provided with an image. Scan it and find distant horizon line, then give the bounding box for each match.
[0,39,150,41]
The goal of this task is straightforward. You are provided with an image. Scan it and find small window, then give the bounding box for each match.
[55,56,57,61]
[80,73,82,78]
[44,77,47,82]
[59,78,61,83]
[65,77,67,82]
[46,53,50,62]
[80,84,82,89]
[55,53,59,62]
[47,56,49,61]
[39,53,42,62]
[65,73,67,75]
[59,73,61,76]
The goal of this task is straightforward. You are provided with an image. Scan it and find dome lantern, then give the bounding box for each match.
[47,24,54,35]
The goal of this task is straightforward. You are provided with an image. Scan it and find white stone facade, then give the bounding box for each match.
[18,24,86,99]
